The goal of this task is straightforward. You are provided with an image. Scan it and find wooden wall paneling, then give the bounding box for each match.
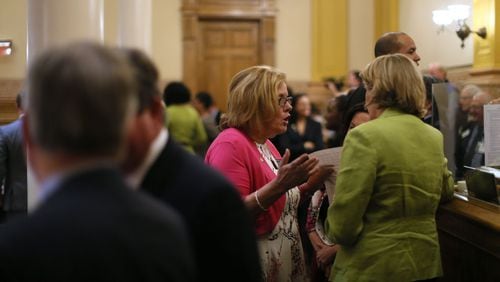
[199,20,259,111]
[0,79,22,125]
[436,199,500,282]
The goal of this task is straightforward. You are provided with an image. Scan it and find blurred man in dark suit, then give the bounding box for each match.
[455,91,493,178]
[0,42,195,282]
[0,92,27,223]
[120,48,262,282]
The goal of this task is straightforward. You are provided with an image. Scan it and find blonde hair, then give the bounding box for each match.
[221,65,286,132]
[361,54,425,117]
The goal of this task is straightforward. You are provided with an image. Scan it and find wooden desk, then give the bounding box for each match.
[436,195,500,282]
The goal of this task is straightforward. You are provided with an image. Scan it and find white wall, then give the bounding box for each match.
[276,0,311,81]
[151,0,182,81]
[400,0,473,70]
[0,0,27,79]
[348,0,375,71]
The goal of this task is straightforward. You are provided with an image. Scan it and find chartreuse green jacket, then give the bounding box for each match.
[166,104,207,154]
[326,108,454,282]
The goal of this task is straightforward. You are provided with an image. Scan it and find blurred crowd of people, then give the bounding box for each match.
[0,30,498,282]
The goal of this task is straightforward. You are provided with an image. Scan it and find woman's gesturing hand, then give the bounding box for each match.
[275,150,320,192]
[303,164,335,193]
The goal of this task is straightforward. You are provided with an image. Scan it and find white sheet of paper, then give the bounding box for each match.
[484,104,500,166]
[310,147,342,204]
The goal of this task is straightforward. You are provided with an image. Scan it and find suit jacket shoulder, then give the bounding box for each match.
[0,167,195,282]
[141,139,262,282]
[0,119,27,212]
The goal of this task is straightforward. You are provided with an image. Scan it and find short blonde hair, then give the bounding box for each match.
[222,65,286,132]
[361,54,425,117]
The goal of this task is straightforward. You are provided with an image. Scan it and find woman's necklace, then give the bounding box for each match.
[256,142,279,173]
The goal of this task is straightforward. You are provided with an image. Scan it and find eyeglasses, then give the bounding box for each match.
[278,96,292,107]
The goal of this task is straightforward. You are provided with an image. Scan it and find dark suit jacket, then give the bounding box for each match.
[0,119,27,212]
[274,118,324,161]
[141,139,262,282]
[0,167,195,282]
[455,122,485,178]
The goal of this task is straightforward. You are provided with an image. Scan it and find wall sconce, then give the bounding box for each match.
[432,4,487,48]
[0,40,13,56]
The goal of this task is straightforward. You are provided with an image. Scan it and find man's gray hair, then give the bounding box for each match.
[26,42,137,157]
[461,84,483,98]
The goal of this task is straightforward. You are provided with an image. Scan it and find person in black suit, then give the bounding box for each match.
[455,91,492,179]
[0,92,27,223]
[119,48,262,282]
[273,93,325,161]
[0,42,195,282]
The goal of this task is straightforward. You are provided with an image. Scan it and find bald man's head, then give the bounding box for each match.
[374,32,421,65]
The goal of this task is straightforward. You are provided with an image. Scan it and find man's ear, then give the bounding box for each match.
[150,96,165,123]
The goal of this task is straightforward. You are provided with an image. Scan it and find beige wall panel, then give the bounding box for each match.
[275,0,311,81]
[103,0,118,46]
[0,0,28,79]
[348,0,374,71]
[28,0,105,61]
[400,0,473,70]
[152,0,182,81]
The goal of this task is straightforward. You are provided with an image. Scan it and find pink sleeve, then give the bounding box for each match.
[205,141,252,197]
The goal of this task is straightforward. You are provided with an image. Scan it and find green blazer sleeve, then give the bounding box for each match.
[325,128,377,246]
[440,158,455,203]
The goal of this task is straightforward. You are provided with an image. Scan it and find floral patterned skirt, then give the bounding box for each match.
[258,188,309,282]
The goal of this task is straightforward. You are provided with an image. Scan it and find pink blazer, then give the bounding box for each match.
[205,128,286,236]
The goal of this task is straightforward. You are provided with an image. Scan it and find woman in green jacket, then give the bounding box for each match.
[325,54,454,282]
[163,82,207,154]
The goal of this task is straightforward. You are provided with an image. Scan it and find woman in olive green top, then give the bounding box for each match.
[164,82,207,154]
[325,54,454,282]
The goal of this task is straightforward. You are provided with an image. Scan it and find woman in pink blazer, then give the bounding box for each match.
[206,65,333,282]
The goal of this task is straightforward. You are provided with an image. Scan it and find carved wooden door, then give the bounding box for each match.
[198,20,260,111]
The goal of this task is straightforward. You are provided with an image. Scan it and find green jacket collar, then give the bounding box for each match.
[378,108,407,119]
